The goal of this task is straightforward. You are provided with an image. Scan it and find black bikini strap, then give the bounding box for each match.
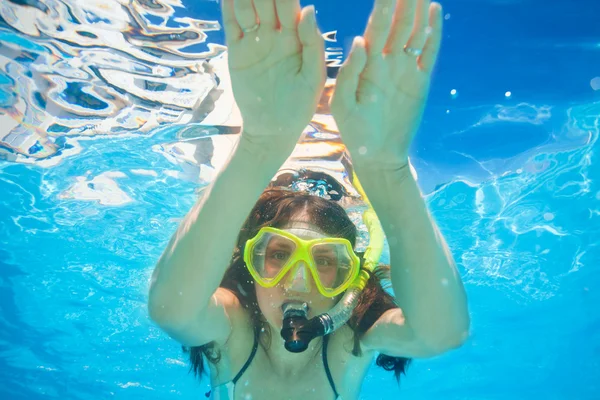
[205,325,261,398]
[322,334,340,399]
[232,324,261,384]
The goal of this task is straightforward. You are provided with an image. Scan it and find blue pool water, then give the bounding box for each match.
[1,0,599,399]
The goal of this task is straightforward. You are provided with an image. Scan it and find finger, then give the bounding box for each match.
[234,0,258,32]
[418,2,443,73]
[298,6,326,85]
[404,0,430,52]
[331,36,368,111]
[222,0,242,41]
[254,0,277,30]
[363,0,396,56]
[384,0,418,53]
[276,0,301,31]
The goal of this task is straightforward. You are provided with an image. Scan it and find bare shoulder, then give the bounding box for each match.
[329,323,378,363]
[360,307,444,358]
[326,324,379,397]
[206,288,256,384]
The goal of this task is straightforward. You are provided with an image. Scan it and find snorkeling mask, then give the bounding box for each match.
[244,226,361,298]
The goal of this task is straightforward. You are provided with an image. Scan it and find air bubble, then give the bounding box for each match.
[441,278,449,286]
[591,77,600,91]
[359,146,367,155]
[543,213,554,221]
[505,91,512,98]
[450,89,458,98]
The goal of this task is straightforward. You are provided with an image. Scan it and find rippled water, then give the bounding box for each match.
[1,0,599,399]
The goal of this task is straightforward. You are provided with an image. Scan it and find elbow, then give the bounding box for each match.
[148,268,184,327]
[147,286,186,329]
[437,328,469,352]
[147,283,210,333]
[429,300,471,353]
[419,332,469,357]
[420,316,471,357]
[148,296,192,334]
[148,289,172,327]
[148,268,171,326]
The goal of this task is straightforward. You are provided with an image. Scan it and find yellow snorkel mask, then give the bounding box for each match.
[244,226,361,298]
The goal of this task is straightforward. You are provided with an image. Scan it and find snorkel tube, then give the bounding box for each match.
[281,171,385,353]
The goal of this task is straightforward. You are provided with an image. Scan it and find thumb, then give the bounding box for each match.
[297,6,325,86]
[331,36,367,111]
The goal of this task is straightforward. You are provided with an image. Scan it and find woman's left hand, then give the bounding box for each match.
[330,0,443,169]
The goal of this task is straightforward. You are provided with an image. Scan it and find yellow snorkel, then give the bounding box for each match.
[350,169,385,285]
[280,170,385,352]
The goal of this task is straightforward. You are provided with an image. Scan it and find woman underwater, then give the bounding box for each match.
[148,0,470,398]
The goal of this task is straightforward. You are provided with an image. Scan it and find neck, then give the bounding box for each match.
[261,325,324,378]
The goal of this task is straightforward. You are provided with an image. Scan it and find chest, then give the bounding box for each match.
[210,326,375,400]
[232,347,339,400]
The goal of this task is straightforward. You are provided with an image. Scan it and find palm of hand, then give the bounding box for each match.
[229,31,308,130]
[330,0,443,167]
[335,54,431,162]
[222,1,325,137]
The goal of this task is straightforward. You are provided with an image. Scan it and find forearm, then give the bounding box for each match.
[353,162,470,348]
[148,133,292,325]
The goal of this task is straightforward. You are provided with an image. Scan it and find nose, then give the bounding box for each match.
[283,261,311,293]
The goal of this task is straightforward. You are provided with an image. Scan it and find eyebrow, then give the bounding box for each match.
[312,248,336,254]
[271,236,290,243]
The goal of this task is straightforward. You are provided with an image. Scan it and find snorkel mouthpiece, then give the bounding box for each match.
[280,303,326,353]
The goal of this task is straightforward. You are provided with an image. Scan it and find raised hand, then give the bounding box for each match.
[330,0,443,169]
[222,0,326,149]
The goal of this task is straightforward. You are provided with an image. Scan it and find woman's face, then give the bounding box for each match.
[253,217,340,330]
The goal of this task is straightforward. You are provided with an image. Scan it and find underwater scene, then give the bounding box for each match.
[0,0,598,399]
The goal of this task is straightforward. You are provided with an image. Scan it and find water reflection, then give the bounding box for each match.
[0,0,346,169]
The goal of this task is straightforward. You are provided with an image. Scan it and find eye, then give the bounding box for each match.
[271,251,290,260]
[315,257,335,267]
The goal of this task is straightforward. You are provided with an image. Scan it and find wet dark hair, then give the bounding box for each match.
[183,188,411,386]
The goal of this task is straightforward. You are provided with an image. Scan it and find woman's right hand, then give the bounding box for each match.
[221,0,326,149]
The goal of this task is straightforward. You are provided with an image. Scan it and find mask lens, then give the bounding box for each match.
[310,243,354,291]
[250,232,297,280]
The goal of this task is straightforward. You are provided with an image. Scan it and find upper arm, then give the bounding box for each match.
[152,287,242,348]
[361,308,451,358]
